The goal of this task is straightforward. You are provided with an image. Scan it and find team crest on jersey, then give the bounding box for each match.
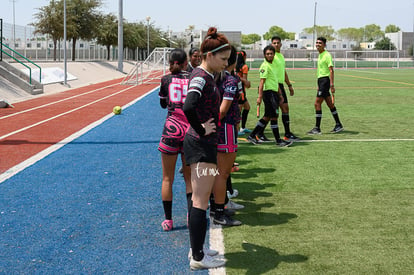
[260,69,265,73]
[225,86,238,95]
[189,77,206,90]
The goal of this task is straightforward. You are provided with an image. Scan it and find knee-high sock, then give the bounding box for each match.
[316,110,322,128]
[189,207,207,261]
[282,113,291,135]
[270,120,281,142]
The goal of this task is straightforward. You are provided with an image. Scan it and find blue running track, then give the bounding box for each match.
[0,89,208,274]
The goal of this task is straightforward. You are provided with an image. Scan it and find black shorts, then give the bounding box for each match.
[279,83,288,104]
[317,76,331,98]
[263,90,279,118]
[238,90,247,104]
[183,135,217,165]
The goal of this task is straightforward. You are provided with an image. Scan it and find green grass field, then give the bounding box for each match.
[223,68,414,274]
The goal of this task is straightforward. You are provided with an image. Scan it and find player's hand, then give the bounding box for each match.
[202,118,216,136]
[331,86,336,93]
[256,97,262,105]
[289,86,294,96]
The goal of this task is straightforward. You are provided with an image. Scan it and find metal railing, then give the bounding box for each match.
[0,42,42,84]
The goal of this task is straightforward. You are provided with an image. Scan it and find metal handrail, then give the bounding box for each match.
[0,42,42,84]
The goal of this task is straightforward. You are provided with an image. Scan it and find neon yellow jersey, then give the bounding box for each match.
[317,50,333,78]
[259,60,279,91]
[273,52,285,84]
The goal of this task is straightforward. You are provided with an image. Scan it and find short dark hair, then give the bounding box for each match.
[317,37,327,45]
[188,47,200,57]
[271,36,281,42]
[263,45,275,56]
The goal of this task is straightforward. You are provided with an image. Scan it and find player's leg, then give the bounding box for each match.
[161,153,178,231]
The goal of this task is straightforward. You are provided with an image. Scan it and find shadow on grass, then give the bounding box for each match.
[225,242,308,274]
[235,211,298,227]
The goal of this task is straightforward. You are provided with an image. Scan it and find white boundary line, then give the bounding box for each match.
[0,82,119,120]
[296,138,414,142]
[0,85,136,141]
[0,87,157,184]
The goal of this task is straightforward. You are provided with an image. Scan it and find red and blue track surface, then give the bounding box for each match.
[0,79,205,273]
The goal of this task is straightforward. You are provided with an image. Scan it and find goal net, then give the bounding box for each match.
[121,47,174,85]
[344,50,400,69]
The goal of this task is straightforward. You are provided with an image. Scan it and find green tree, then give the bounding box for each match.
[65,0,103,61]
[32,0,63,61]
[241,33,261,45]
[303,25,335,40]
[374,37,396,50]
[337,27,364,42]
[263,26,290,40]
[363,24,384,42]
[95,14,118,60]
[385,24,401,33]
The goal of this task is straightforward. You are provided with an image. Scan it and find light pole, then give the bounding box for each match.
[11,0,16,56]
[117,0,123,72]
[146,16,151,56]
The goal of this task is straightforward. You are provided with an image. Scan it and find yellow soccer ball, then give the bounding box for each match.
[113,105,122,115]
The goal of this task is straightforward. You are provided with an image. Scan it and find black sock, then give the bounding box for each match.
[250,119,267,137]
[241,109,249,129]
[226,175,233,194]
[270,120,281,142]
[162,201,172,220]
[257,120,269,137]
[316,110,322,128]
[330,107,341,125]
[214,204,225,219]
[189,207,207,261]
[282,113,291,135]
[186,193,192,214]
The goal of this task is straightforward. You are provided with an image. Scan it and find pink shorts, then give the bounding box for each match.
[158,117,188,155]
[217,123,238,153]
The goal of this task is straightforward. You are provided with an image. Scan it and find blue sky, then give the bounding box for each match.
[1,0,413,35]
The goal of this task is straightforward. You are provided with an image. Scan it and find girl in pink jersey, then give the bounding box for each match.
[158,49,192,231]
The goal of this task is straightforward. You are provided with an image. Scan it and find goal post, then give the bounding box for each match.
[344,50,400,69]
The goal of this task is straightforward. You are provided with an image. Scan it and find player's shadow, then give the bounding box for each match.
[235,211,298,227]
[225,242,308,274]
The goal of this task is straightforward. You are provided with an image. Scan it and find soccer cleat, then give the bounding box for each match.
[284,133,300,141]
[246,135,260,145]
[307,127,321,135]
[188,248,219,260]
[210,208,236,217]
[227,189,239,199]
[161,219,173,231]
[213,214,242,226]
[276,140,293,147]
[225,200,245,210]
[330,124,344,133]
[190,254,225,270]
[257,135,273,142]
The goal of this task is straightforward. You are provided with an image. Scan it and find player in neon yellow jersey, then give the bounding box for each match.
[246,45,292,147]
[307,37,343,134]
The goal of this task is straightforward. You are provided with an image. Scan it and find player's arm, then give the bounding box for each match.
[183,91,206,136]
[257,78,265,105]
[284,70,294,96]
[240,73,251,88]
[329,66,335,93]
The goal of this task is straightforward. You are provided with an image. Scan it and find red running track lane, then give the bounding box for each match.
[0,78,158,174]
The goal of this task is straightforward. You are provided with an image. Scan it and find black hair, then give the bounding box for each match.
[271,36,281,42]
[188,47,200,57]
[317,37,327,44]
[235,52,245,72]
[227,46,237,67]
[169,48,187,74]
[263,45,275,56]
